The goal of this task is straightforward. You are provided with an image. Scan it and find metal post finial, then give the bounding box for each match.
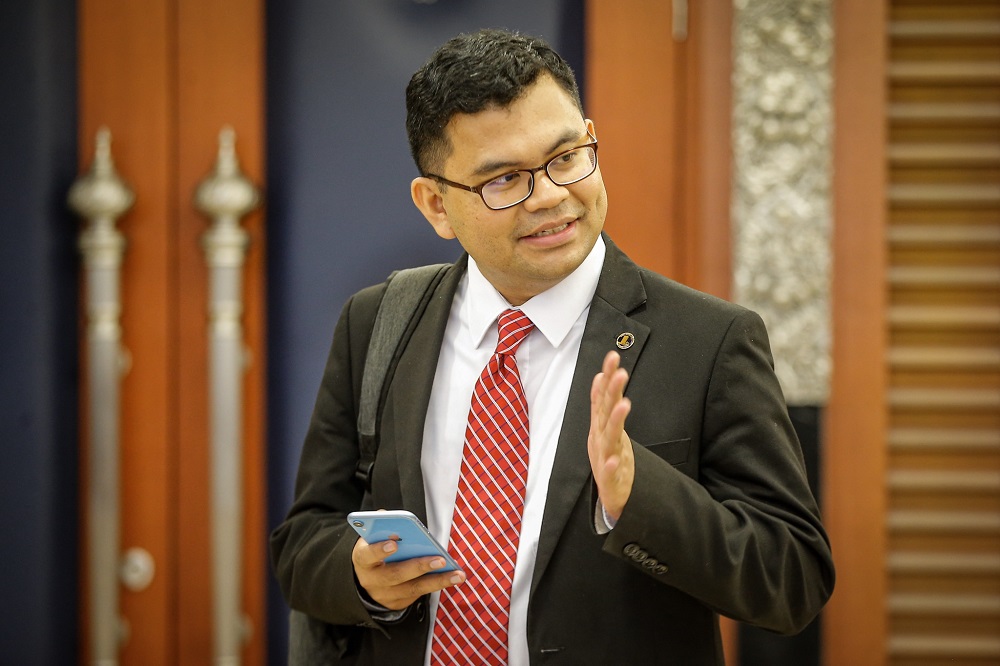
[69,128,135,223]
[216,125,238,177]
[195,126,260,222]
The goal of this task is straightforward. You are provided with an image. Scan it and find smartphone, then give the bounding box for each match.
[347,509,460,572]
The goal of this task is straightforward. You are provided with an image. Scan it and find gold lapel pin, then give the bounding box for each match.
[616,332,635,350]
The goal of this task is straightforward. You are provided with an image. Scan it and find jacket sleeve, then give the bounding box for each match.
[269,285,386,628]
[601,308,835,634]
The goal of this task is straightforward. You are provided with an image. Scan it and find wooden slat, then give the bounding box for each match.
[889,428,1000,451]
[889,388,1000,410]
[888,266,1000,288]
[889,593,1000,615]
[889,224,1000,245]
[888,470,1000,493]
[889,102,1000,123]
[888,510,1000,534]
[889,635,1000,658]
[889,61,1000,83]
[889,183,1000,205]
[889,346,1000,368]
[888,551,1000,574]
[889,305,1000,329]
[888,142,1000,165]
[890,20,1000,39]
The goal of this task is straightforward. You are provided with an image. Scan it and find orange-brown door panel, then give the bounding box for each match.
[78,0,265,663]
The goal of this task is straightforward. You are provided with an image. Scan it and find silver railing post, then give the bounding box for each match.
[195,127,260,666]
[69,127,135,666]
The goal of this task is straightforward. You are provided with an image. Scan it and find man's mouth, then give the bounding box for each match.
[529,221,571,238]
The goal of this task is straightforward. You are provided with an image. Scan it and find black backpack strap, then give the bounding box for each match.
[354,263,449,489]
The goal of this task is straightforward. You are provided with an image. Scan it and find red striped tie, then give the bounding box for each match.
[430,309,534,665]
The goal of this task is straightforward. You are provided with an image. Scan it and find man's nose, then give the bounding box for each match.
[521,171,569,212]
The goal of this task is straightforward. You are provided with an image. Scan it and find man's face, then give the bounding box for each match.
[412,74,608,305]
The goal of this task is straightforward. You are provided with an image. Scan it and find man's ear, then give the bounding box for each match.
[411,177,456,240]
[585,118,597,141]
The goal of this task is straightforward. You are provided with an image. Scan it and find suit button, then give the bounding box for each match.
[415,600,426,622]
[642,557,658,569]
[654,564,669,575]
[623,543,640,558]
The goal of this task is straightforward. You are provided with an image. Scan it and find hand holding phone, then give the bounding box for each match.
[348,509,460,572]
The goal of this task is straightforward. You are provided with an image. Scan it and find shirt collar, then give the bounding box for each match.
[465,235,606,349]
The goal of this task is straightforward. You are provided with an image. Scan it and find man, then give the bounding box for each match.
[271,29,834,665]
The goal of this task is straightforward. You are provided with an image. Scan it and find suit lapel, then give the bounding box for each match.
[530,236,650,595]
[385,258,466,524]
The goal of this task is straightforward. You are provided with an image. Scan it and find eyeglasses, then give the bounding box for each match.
[426,139,599,211]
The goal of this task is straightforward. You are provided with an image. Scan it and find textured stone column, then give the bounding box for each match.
[732,0,833,405]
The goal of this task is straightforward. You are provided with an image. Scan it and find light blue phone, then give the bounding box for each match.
[347,509,460,572]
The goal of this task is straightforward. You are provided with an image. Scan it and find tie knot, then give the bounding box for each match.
[495,309,534,355]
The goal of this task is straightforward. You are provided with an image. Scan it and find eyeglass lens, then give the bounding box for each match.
[480,145,597,210]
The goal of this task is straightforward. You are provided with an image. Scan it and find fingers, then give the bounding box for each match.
[590,351,630,452]
[368,565,466,611]
[352,537,466,611]
[606,394,632,440]
[351,534,397,568]
[588,351,635,522]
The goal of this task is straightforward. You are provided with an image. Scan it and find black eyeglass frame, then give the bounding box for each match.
[425,137,599,211]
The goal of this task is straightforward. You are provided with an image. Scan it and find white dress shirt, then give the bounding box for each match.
[420,236,606,665]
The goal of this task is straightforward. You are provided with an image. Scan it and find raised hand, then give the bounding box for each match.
[588,350,635,522]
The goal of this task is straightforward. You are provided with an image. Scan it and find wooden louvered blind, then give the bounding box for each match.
[887,0,1000,663]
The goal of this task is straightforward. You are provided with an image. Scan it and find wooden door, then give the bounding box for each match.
[827,0,1000,663]
[585,0,732,295]
[77,0,267,663]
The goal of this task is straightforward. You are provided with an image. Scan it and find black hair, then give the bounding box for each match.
[405,28,583,175]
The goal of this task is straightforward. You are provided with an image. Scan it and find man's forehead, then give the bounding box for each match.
[443,116,587,178]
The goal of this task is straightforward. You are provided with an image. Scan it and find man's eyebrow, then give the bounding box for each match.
[469,128,588,179]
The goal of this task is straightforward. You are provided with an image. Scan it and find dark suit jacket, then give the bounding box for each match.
[270,235,835,665]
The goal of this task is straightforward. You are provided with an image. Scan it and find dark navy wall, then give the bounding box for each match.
[265,2,584,660]
[0,0,79,663]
